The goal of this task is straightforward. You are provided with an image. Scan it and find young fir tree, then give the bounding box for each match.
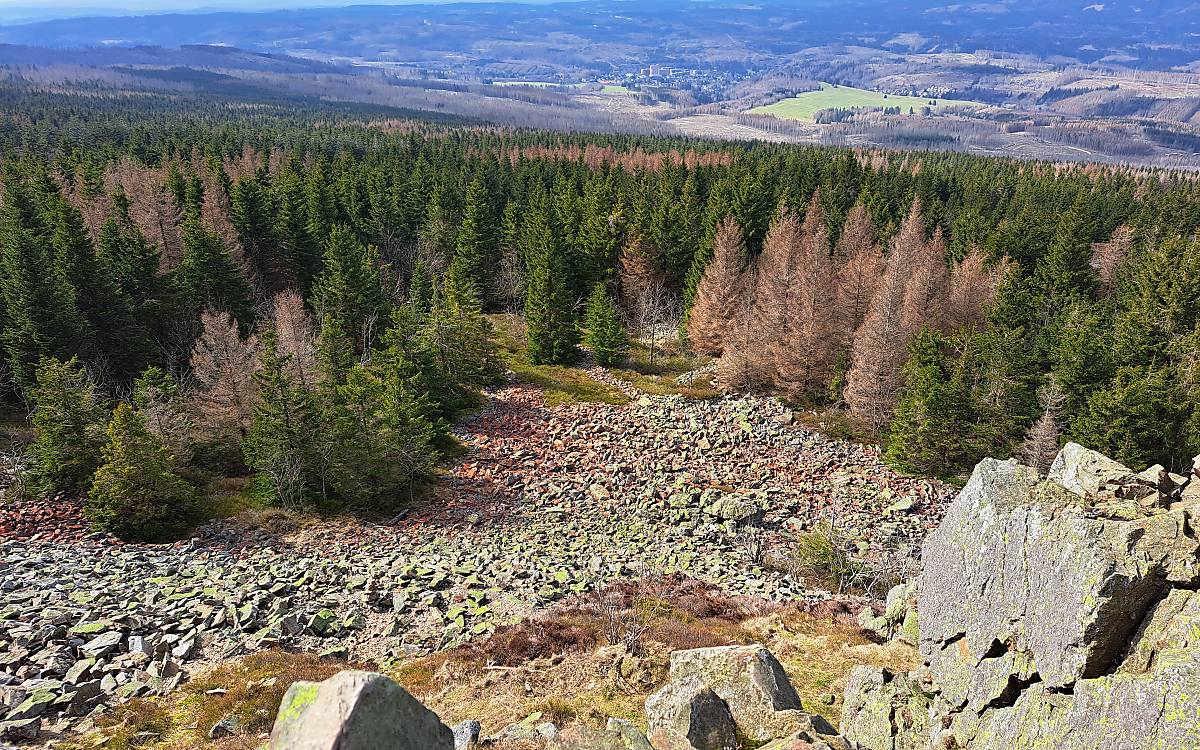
[178,217,255,330]
[434,259,502,389]
[582,283,629,366]
[324,363,436,508]
[97,213,175,339]
[0,186,87,390]
[133,366,193,466]
[523,196,579,364]
[49,197,152,381]
[244,328,323,508]
[1032,192,1099,314]
[27,356,109,497]
[85,402,198,542]
[1070,365,1181,469]
[230,175,289,295]
[377,304,453,430]
[452,177,496,306]
[408,258,435,318]
[311,224,389,353]
[885,331,974,476]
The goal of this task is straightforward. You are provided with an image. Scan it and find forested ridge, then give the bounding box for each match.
[5,87,1200,539]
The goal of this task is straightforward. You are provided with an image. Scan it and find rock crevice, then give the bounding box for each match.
[841,443,1200,750]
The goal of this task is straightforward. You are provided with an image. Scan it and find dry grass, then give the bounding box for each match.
[609,341,720,399]
[64,576,915,748]
[488,313,630,407]
[62,651,357,750]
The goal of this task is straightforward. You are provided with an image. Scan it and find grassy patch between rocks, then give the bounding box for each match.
[608,341,719,399]
[63,578,915,749]
[62,651,356,750]
[488,314,630,407]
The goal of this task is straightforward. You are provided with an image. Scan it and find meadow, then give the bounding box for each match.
[748,82,984,121]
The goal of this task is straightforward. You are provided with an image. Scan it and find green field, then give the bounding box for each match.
[748,83,984,122]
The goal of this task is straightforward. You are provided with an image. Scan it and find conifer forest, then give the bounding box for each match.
[2,86,1200,541]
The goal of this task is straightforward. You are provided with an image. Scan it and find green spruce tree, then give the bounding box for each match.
[522,193,578,364]
[27,356,108,497]
[85,402,198,542]
[582,283,629,366]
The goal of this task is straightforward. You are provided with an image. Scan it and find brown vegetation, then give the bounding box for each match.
[686,217,746,356]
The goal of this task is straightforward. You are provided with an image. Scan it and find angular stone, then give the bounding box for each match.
[840,667,930,750]
[1048,442,1137,497]
[645,676,736,750]
[550,723,652,750]
[846,449,1200,750]
[269,671,452,750]
[919,458,1200,694]
[0,717,40,741]
[452,719,481,750]
[80,631,122,658]
[667,645,804,741]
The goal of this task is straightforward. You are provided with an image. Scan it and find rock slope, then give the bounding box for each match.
[0,383,949,739]
[841,443,1200,750]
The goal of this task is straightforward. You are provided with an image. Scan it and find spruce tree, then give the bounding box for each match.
[408,258,434,318]
[244,328,324,508]
[452,177,495,306]
[583,283,629,366]
[377,304,453,429]
[324,363,435,508]
[133,366,193,465]
[523,203,578,365]
[49,198,151,381]
[178,217,255,330]
[85,403,198,542]
[1032,193,1099,312]
[885,331,974,476]
[311,224,388,353]
[0,187,87,390]
[27,356,108,497]
[1070,365,1180,469]
[230,175,289,294]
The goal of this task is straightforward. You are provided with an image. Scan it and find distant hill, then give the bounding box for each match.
[1,0,1197,70]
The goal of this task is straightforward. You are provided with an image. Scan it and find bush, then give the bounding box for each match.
[86,403,199,541]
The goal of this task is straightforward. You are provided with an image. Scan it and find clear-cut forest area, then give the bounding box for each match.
[0,3,1199,747]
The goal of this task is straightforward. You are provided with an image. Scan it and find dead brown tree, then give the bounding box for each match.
[188,309,261,443]
[687,216,747,356]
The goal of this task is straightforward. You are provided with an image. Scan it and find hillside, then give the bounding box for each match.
[0,70,1200,749]
[1,0,1199,165]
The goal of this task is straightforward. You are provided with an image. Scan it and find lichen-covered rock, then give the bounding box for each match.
[268,671,453,750]
[942,661,1200,750]
[666,645,805,742]
[550,720,655,750]
[840,667,930,750]
[919,457,1199,694]
[756,712,850,750]
[645,676,737,750]
[844,446,1200,750]
[1048,442,1138,497]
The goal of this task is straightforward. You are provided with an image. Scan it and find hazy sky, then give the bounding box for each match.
[0,0,542,24]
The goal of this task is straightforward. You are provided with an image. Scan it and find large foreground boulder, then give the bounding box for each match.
[269,671,453,750]
[644,676,737,750]
[841,445,1200,750]
[667,645,807,742]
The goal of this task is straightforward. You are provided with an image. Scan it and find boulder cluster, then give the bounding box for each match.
[841,443,1200,750]
[268,644,850,750]
[0,385,948,741]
